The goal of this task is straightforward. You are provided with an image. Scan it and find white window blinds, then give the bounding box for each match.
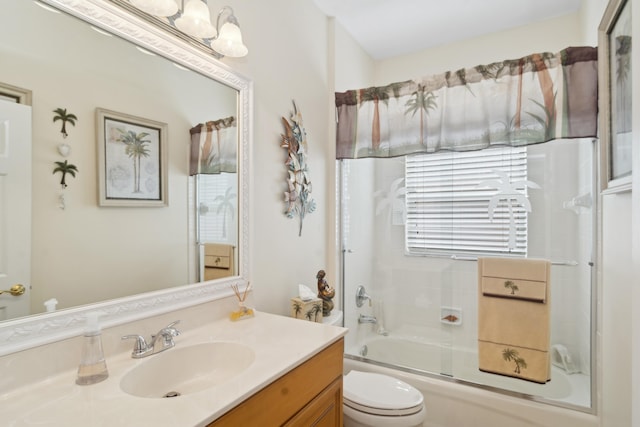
[196,173,237,245]
[405,146,529,257]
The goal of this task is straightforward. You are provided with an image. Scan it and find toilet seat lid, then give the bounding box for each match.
[343,370,424,412]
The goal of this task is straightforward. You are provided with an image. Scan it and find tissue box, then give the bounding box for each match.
[290,297,323,323]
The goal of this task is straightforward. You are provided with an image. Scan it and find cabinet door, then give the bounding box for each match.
[284,377,343,427]
[208,339,343,427]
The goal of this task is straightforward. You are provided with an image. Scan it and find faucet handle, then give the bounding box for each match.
[164,320,180,331]
[121,334,149,357]
[355,285,372,308]
[161,320,181,338]
[154,320,181,347]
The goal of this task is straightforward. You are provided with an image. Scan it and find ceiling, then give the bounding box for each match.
[313,0,582,60]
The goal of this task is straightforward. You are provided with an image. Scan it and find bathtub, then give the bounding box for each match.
[344,337,597,427]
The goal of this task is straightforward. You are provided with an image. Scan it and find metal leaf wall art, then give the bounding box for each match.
[280,101,315,236]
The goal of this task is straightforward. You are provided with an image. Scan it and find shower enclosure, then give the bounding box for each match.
[339,138,596,411]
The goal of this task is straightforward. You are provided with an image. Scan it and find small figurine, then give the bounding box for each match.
[316,269,335,317]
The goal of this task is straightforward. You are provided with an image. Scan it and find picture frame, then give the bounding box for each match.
[598,0,632,193]
[96,108,168,206]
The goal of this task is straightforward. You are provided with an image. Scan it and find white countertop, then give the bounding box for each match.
[1,311,347,427]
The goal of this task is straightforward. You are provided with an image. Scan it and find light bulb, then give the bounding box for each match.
[175,0,217,39]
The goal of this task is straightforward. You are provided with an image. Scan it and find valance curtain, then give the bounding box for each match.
[335,46,598,159]
[189,116,237,175]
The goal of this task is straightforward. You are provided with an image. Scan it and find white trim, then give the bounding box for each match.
[0,0,252,356]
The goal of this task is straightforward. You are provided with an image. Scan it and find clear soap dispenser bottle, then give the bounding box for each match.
[76,312,109,385]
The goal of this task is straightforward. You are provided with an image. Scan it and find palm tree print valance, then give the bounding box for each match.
[189,116,237,175]
[335,46,597,159]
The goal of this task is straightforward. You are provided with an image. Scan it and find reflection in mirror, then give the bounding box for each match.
[0,0,245,329]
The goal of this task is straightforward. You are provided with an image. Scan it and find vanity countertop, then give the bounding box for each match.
[1,311,347,427]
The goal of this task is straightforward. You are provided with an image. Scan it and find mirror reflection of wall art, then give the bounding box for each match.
[599,0,632,192]
[96,108,168,206]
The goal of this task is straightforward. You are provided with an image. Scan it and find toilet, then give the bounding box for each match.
[322,310,344,327]
[343,370,427,427]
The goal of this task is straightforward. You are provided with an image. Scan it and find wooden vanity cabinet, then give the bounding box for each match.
[208,338,344,427]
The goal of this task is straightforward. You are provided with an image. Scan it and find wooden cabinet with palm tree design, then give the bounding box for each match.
[208,338,343,426]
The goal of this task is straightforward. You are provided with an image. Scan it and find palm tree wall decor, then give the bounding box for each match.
[97,108,167,206]
[52,160,78,188]
[115,129,151,194]
[52,108,78,138]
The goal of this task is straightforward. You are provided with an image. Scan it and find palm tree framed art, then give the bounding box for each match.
[96,108,168,206]
[599,0,632,193]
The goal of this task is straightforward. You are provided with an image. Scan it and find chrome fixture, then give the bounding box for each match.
[358,314,377,324]
[355,285,371,308]
[359,345,368,357]
[108,0,248,58]
[122,320,181,358]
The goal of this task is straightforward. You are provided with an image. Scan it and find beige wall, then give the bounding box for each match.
[223,0,335,314]
[375,13,583,84]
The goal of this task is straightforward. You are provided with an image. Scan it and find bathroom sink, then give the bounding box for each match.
[120,342,255,398]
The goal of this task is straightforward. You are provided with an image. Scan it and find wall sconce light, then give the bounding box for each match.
[125,0,248,58]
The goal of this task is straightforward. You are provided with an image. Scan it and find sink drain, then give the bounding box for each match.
[162,391,181,398]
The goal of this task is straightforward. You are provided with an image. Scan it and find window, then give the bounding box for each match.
[405,146,530,257]
[196,173,238,245]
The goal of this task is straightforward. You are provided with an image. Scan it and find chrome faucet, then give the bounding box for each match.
[122,320,181,358]
[358,314,377,324]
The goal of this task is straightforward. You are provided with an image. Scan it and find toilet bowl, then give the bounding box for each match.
[343,370,427,427]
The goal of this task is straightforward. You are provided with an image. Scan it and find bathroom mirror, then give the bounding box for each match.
[0,0,251,355]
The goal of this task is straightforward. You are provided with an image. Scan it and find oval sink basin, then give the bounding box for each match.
[120,342,255,398]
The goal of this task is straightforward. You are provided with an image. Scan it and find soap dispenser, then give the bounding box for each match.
[76,312,109,385]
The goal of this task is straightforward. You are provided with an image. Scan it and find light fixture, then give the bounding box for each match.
[129,0,178,17]
[210,6,248,58]
[175,0,217,39]
[124,0,248,58]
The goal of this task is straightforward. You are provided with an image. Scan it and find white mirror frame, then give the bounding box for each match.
[0,0,252,356]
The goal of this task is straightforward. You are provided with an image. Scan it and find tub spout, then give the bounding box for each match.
[358,314,377,324]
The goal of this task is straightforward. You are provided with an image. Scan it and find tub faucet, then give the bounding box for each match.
[358,314,377,324]
[122,320,181,358]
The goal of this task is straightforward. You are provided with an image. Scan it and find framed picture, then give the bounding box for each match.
[96,108,168,206]
[599,0,632,193]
